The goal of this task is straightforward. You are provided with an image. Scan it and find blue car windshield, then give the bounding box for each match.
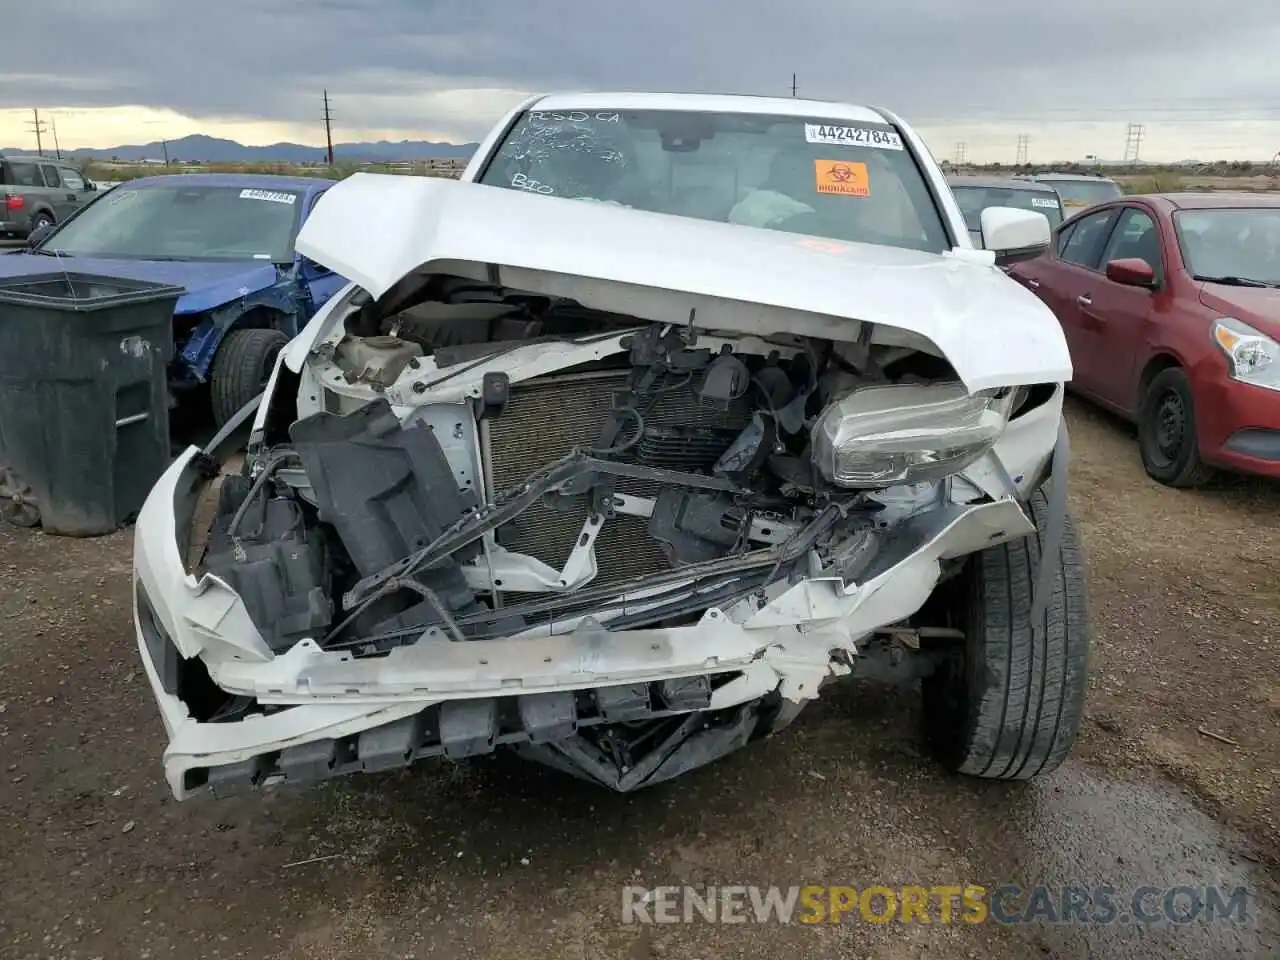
[39,185,303,262]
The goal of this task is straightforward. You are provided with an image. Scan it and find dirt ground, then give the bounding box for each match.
[1,396,1277,960]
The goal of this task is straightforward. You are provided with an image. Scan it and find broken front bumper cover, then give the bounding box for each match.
[133,446,1036,799]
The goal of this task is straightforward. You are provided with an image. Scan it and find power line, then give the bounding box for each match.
[1016,133,1030,165]
[952,141,968,165]
[322,89,335,166]
[26,108,47,157]
[1124,122,1145,162]
[791,73,797,98]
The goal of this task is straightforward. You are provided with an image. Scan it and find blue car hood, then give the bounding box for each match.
[0,253,284,314]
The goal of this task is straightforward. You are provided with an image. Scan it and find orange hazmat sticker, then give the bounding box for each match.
[814,160,870,196]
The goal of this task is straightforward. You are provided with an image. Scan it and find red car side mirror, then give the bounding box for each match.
[1105,257,1156,288]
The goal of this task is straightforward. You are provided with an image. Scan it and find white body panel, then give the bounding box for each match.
[292,174,1071,394]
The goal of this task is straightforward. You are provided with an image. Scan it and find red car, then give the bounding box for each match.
[1008,192,1280,487]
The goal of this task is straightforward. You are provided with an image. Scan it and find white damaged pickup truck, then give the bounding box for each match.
[132,93,1089,800]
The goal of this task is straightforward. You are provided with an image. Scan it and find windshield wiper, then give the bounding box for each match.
[1193,274,1277,288]
[29,248,69,257]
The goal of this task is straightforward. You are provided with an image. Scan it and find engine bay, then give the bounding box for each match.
[198,274,1007,662]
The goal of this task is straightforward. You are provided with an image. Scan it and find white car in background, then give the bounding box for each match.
[132,92,1089,800]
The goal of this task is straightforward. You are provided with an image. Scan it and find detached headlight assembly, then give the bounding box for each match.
[812,381,1014,488]
[1212,318,1280,391]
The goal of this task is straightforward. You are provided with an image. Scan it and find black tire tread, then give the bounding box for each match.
[209,327,288,427]
[931,490,1091,780]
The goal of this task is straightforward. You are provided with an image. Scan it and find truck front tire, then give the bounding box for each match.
[922,489,1091,780]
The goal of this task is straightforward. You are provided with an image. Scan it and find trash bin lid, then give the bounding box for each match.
[0,272,186,313]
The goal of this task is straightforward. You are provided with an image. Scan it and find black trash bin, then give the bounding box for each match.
[0,272,185,537]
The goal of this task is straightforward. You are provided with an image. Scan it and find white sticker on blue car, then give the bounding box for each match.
[239,189,297,204]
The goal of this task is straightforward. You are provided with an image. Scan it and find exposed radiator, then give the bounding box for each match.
[481,369,751,590]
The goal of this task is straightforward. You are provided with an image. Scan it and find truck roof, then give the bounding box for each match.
[530,91,889,124]
[948,174,1059,193]
[1029,171,1120,183]
[0,152,74,163]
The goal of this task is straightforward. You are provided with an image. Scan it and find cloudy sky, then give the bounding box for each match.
[3,0,1280,163]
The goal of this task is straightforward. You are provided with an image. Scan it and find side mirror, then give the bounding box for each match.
[1105,257,1156,288]
[26,224,53,248]
[85,181,98,192]
[979,206,1051,259]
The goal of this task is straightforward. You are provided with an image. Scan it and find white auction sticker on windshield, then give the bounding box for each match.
[239,189,296,204]
[1031,197,1058,208]
[805,124,903,150]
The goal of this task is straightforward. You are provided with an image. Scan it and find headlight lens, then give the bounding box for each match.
[812,381,1014,488]
[1212,318,1280,391]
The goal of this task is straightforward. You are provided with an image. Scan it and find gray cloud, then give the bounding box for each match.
[5,0,1280,152]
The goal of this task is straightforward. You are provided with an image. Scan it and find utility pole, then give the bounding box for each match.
[50,117,62,160]
[1016,133,1029,166]
[27,108,47,156]
[1123,122,1145,163]
[161,139,170,165]
[790,73,797,97]
[952,141,968,166]
[323,89,335,165]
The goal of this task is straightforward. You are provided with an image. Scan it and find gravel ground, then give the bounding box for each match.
[0,397,1277,959]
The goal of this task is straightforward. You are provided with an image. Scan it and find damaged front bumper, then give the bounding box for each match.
[134,445,1037,799]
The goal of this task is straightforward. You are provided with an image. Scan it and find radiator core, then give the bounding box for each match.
[482,369,751,590]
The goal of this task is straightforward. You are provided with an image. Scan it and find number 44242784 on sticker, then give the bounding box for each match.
[814,160,870,197]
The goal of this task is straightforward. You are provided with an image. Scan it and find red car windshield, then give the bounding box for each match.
[1175,208,1280,287]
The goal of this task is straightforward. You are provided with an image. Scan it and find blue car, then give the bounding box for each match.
[0,173,349,425]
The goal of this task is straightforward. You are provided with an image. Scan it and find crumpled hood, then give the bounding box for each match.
[0,253,282,315]
[295,173,1072,392]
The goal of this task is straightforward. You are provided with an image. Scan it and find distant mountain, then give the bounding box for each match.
[3,133,479,163]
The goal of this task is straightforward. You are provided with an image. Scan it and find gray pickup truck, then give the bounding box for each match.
[0,152,97,238]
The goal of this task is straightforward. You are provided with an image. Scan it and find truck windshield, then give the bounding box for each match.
[37,185,303,262]
[477,108,951,254]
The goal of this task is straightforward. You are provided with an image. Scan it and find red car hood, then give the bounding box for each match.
[1199,284,1280,338]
